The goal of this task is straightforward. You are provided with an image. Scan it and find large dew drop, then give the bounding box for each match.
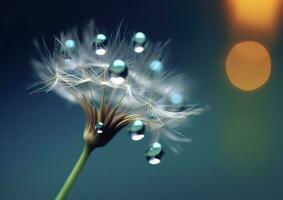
[109,59,128,85]
[129,120,145,141]
[145,142,163,165]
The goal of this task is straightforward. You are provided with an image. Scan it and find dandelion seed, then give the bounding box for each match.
[31,21,203,199]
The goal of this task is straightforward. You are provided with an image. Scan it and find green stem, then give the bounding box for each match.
[55,146,91,200]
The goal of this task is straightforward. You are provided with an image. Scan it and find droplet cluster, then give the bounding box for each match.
[33,23,203,166]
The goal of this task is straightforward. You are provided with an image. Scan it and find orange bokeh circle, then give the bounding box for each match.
[226,41,271,91]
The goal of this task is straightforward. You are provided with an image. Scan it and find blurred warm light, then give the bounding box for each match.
[226,41,271,91]
[226,0,281,37]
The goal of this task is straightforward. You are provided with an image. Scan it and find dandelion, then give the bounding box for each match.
[31,21,203,200]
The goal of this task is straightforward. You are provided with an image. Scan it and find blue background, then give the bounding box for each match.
[1,0,283,199]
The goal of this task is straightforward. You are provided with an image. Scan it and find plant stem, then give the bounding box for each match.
[55,146,91,200]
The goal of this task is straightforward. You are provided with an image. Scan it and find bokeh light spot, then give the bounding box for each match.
[227,0,281,32]
[226,41,271,91]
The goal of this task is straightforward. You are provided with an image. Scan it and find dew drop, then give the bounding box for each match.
[94,34,107,56]
[145,142,163,165]
[170,93,183,105]
[149,60,163,72]
[133,32,146,53]
[65,39,76,49]
[95,122,104,134]
[109,59,128,84]
[133,32,146,44]
[95,34,107,44]
[129,120,145,141]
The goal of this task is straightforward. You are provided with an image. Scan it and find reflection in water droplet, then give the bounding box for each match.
[130,133,145,141]
[134,46,144,53]
[95,48,106,56]
[148,157,161,165]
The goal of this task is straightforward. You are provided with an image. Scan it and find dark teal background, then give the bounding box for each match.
[1,0,283,199]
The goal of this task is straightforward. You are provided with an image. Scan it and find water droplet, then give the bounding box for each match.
[94,34,107,56]
[170,93,183,105]
[145,142,163,165]
[109,59,128,84]
[95,34,107,44]
[149,60,163,72]
[110,60,127,74]
[133,32,146,53]
[95,122,104,134]
[129,120,145,141]
[65,39,76,49]
[133,32,146,44]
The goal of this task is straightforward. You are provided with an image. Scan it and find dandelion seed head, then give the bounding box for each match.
[32,21,203,163]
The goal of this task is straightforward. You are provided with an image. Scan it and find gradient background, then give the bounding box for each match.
[1,0,283,199]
